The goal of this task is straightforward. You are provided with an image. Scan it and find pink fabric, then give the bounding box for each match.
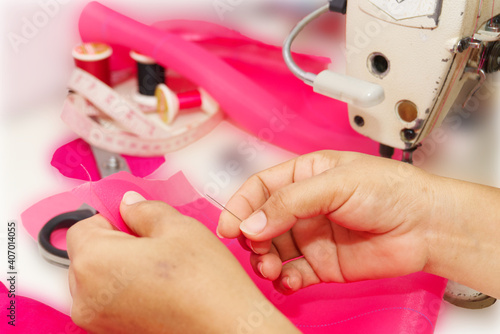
[21,172,445,333]
[0,283,85,334]
[51,138,166,181]
[151,20,352,136]
[77,2,402,158]
[70,172,203,234]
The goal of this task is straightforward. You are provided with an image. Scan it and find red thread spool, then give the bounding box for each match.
[178,90,202,110]
[72,42,112,86]
[156,84,219,125]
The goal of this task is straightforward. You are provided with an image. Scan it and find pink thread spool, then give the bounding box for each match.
[155,84,219,124]
[72,42,112,86]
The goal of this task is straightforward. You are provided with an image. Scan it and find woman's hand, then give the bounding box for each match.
[217,151,440,294]
[67,192,299,334]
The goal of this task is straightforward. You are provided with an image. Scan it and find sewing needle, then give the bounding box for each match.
[205,194,243,222]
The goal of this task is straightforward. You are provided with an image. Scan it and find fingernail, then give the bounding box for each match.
[122,191,146,205]
[240,211,267,236]
[216,228,224,239]
[282,276,292,290]
[246,238,256,253]
[257,262,267,278]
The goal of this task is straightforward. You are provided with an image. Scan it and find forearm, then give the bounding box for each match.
[425,176,500,298]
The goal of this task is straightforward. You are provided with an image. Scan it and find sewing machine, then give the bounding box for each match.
[285,0,500,162]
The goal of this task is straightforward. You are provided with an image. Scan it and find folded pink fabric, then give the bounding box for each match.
[21,172,446,333]
[51,138,166,181]
[0,283,86,334]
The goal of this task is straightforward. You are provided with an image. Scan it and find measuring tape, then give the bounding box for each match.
[62,68,223,157]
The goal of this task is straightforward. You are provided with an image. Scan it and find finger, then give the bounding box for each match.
[67,214,117,259]
[293,216,346,283]
[250,253,283,281]
[271,231,302,261]
[250,246,283,281]
[246,239,273,255]
[218,191,262,239]
[275,258,321,294]
[248,220,310,260]
[243,237,278,258]
[239,168,357,242]
[119,191,185,238]
[218,151,347,239]
[238,235,251,252]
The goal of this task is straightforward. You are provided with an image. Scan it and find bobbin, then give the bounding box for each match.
[130,50,166,107]
[155,84,219,124]
[72,42,113,86]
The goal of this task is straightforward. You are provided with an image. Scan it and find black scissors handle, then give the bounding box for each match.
[38,210,95,268]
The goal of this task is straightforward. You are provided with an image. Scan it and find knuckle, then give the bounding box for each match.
[69,244,104,278]
[66,220,93,254]
[246,174,270,197]
[70,255,90,278]
[312,149,335,161]
[246,173,263,188]
[71,301,97,330]
[131,200,172,221]
[66,221,83,241]
[267,190,289,213]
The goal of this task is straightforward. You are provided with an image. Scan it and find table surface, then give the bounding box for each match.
[1,101,499,334]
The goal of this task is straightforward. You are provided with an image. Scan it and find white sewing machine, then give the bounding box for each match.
[285,0,500,162]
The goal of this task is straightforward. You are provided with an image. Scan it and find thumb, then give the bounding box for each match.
[119,191,184,237]
[239,170,353,242]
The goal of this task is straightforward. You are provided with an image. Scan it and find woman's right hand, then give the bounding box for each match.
[217,151,449,293]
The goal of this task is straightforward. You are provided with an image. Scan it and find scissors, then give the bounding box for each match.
[38,146,131,268]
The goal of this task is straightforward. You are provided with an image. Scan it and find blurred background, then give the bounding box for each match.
[0,0,333,116]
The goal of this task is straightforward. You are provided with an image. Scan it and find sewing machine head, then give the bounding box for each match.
[285,0,500,161]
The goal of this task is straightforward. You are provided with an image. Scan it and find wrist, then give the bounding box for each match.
[231,295,300,334]
[209,286,299,334]
[422,174,460,277]
[423,175,500,297]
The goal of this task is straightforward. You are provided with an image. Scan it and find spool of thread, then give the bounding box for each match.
[130,51,166,97]
[72,42,112,86]
[156,84,219,124]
